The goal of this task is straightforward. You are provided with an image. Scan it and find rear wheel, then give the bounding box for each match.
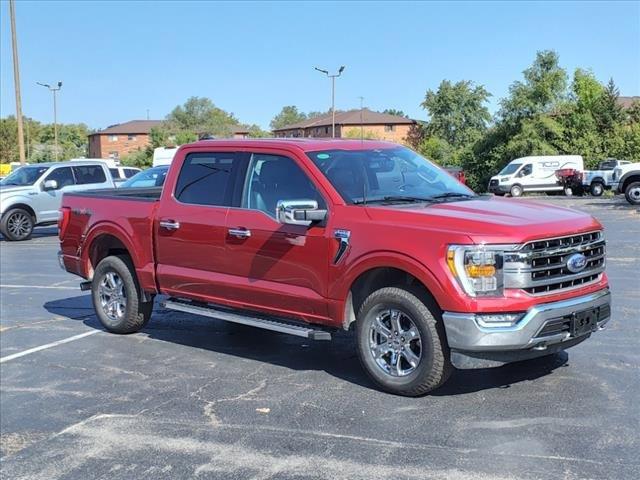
[0,208,34,241]
[624,181,640,205]
[590,181,604,197]
[92,255,153,333]
[355,287,452,396]
[510,184,523,197]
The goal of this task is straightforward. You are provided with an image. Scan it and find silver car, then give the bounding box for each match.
[0,160,115,241]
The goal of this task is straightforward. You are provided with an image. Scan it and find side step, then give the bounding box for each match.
[161,298,332,341]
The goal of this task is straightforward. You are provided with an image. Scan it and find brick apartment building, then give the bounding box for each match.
[88,120,162,160]
[272,109,417,143]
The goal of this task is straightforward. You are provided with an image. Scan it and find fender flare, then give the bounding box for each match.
[1,196,37,222]
[330,251,450,327]
[619,172,640,191]
[81,221,143,277]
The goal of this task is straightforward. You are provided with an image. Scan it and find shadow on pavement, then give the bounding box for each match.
[0,226,59,242]
[44,294,568,396]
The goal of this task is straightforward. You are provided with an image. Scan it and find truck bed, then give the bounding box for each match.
[64,187,162,202]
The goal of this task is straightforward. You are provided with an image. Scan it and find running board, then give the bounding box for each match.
[161,298,332,341]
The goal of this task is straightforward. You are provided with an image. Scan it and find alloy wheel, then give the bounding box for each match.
[7,212,32,239]
[368,308,422,377]
[98,271,127,322]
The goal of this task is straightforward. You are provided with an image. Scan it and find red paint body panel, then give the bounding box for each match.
[59,139,610,328]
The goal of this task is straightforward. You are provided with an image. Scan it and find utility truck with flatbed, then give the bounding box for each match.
[58,139,611,396]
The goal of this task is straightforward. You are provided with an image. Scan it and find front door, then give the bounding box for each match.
[154,150,247,301]
[223,152,332,323]
[34,166,76,222]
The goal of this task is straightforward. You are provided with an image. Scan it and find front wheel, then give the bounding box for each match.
[564,186,573,196]
[1,208,34,241]
[590,182,604,197]
[510,184,523,197]
[625,181,640,205]
[92,255,153,334]
[355,287,452,396]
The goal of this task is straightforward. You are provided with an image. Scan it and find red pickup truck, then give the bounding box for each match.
[58,139,611,396]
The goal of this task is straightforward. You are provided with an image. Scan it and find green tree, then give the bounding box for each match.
[499,50,568,122]
[270,106,307,130]
[166,96,239,137]
[381,109,408,118]
[343,128,381,140]
[421,80,491,149]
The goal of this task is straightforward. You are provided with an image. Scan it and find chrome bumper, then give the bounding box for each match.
[442,289,611,352]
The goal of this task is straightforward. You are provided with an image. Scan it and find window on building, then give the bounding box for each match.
[108,151,119,160]
[108,135,118,142]
[384,125,396,132]
[325,127,329,134]
[175,152,241,206]
[72,165,107,185]
[127,134,137,141]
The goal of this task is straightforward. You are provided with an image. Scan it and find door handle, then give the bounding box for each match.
[228,227,251,239]
[159,220,180,230]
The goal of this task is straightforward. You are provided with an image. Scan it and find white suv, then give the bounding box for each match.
[0,160,115,241]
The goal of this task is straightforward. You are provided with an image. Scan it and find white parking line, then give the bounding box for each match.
[0,330,100,364]
[0,284,79,290]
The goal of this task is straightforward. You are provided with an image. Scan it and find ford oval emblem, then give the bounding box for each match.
[566,253,588,273]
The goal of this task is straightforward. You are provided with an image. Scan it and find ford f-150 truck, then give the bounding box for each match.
[58,139,611,396]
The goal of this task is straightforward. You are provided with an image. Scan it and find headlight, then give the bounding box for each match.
[447,245,504,297]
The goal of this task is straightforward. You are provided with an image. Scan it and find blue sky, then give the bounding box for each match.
[1,1,639,130]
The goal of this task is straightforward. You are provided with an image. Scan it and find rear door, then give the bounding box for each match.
[154,150,248,300]
[223,151,332,322]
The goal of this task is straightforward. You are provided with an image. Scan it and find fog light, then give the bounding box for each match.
[475,313,523,328]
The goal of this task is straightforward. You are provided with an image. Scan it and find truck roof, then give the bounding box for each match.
[187,138,402,152]
[20,160,110,168]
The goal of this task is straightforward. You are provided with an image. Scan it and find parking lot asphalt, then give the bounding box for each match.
[0,196,638,480]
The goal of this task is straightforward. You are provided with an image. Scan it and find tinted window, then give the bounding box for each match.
[520,164,533,176]
[243,154,325,218]
[45,167,75,188]
[175,152,239,206]
[72,165,107,185]
[109,168,121,179]
[124,168,139,178]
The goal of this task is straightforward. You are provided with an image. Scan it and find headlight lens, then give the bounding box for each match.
[447,246,504,297]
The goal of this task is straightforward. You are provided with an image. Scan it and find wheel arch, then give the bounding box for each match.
[2,202,37,222]
[336,253,447,331]
[621,173,640,192]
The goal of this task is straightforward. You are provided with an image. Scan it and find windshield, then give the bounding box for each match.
[120,166,168,188]
[498,163,522,176]
[0,166,49,186]
[307,146,474,204]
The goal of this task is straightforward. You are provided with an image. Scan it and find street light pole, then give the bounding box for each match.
[9,0,26,164]
[314,66,345,138]
[37,81,63,160]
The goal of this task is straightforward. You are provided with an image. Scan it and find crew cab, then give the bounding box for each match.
[1,160,115,241]
[611,162,640,205]
[58,139,611,396]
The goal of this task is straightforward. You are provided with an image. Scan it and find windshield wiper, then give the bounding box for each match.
[429,192,475,201]
[354,195,434,205]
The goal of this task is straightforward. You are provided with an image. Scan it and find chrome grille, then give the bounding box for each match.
[504,231,606,296]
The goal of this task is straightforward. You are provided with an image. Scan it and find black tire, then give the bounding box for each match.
[624,181,640,205]
[91,255,153,334]
[0,208,34,241]
[355,286,452,396]
[510,184,523,197]
[590,182,604,197]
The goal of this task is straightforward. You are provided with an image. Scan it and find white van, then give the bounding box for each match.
[152,146,179,167]
[488,155,584,197]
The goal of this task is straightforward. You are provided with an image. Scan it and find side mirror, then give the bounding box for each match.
[43,179,58,191]
[276,199,327,226]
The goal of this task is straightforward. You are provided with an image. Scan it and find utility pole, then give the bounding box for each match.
[314,66,345,138]
[358,96,364,141]
[9,0,26,164]
[37,82,63,160]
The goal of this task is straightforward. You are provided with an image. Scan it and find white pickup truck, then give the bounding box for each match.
[612,162,640,205]
[0,160,115,241]
[581,159,631,196]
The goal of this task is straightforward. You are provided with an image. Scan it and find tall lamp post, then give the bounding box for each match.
[314,66,345,138]
[37,81,62,160]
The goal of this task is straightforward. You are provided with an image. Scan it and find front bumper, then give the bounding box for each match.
[442,288,611,353]
[488,183,509,194]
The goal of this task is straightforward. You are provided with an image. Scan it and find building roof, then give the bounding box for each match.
[617,96,640,109]
[188,138,402,152]
[230,125,251,134]
[90,120,163,135]
[273,109,415,131]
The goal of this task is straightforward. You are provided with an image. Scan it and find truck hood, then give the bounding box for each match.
[365,196,602,244]
[0,185,34,196]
